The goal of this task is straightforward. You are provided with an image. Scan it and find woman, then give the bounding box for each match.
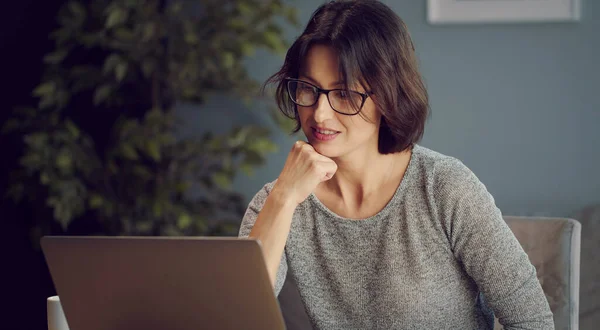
[239,1,554,329]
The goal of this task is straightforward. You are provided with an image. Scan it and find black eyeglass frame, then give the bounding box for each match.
[284,78,373,116]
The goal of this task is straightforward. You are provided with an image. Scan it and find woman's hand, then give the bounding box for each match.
[272,141,338,206]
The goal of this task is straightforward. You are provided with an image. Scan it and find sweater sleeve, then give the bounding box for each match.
[435,160,554,330]
[238,181,288,296]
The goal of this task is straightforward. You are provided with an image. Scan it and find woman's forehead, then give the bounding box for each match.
[299,44,369,91]
[301,45,340,77]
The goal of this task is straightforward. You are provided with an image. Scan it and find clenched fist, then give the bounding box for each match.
[272,141,338,206]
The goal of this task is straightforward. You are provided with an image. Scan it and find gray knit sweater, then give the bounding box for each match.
[239,145,554,330]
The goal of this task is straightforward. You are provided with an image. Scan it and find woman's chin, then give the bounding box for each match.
[311,142,342,158]
[304,130,345,158]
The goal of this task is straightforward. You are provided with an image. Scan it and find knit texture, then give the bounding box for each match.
[239,145,554,330]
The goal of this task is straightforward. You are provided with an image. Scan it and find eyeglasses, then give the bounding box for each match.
[285,78,372,115]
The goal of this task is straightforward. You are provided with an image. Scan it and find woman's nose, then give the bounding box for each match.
[313,94,335,123]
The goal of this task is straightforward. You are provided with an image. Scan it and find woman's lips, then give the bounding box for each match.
[312,127,340,141]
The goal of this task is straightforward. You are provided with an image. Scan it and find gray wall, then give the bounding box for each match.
[179,0,599,218]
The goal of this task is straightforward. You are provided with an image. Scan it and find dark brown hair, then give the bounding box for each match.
[264,0,429,154]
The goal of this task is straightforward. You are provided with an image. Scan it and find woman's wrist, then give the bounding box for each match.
[269,184,299,211]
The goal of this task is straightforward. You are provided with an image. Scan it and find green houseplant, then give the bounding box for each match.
[3,0,298,243]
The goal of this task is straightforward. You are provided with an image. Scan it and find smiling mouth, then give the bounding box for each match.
[313,128,339,135]
[311,127,340,141]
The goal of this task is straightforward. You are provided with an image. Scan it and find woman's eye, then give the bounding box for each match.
[298,86,313,93]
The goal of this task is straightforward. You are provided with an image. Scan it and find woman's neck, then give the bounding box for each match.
[327,146,412,206]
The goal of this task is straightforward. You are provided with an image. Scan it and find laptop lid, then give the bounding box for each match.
[41,236,286,330]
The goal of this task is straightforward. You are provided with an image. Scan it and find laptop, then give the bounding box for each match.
[41,236,286,330]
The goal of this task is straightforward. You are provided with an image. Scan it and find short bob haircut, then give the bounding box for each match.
[264,0,429,154]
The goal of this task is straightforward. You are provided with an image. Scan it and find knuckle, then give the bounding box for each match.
[310,156,322,165]
[300,143,312,152]
[292,141,302,151]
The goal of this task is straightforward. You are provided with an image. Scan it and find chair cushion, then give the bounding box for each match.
[573,205,600,330]
[504,216,580,330]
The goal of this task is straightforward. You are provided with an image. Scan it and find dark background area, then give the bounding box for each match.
[3,1,72,328]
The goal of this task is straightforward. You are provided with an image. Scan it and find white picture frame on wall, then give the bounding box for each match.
[427,0,581,24]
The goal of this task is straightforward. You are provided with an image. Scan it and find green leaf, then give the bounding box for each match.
[102,54,121,75]
[212,172,231,188]
[89,194,104,208]
[285,7,300,26]
[222,52,235,69]
[248,137,277,153]
[113,28,135,41]
[65,120,80,138]
[56,149,73,170]
[163,224,181,236]
[93,84,112,105]
[38,95,56,109]
[146,140,161,161]
[23,132,48,147]
[47,197,72,230]
[152,202,163,217]
[43,49,68,64]
[168,2,183,14]
[263,30,286,53]
[40,172,51,185]
[132,165,152,179]
[79,34,100,48]
[135,221,153,233]
[68,1,86,20]
[142,22,156,41]
[115,62,128,82]
[157,133,176,145]
[20,152,42,170]
[184,32,198,45]
[145,107,163,122]
[177,213,192,229]
[121,143,139,160]
[207,136,223,150]
[228,127,250,147]
[194,218,208,233]
[55,90,70,109]
[242,151,264,166]
[141,58,156,78]
[238,2,252,16]
[218,222,241,236]
[175,182,190,193]
[106,8,128,29]
[240,163,254,176]
[229,18,246,30]
[32,82,56,97]
[240,42,255,56]
[123,0,138,8]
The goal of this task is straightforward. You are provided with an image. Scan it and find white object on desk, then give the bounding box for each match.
[47,296,70,330]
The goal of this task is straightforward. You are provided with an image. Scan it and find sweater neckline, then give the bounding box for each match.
[307,145,420,223]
